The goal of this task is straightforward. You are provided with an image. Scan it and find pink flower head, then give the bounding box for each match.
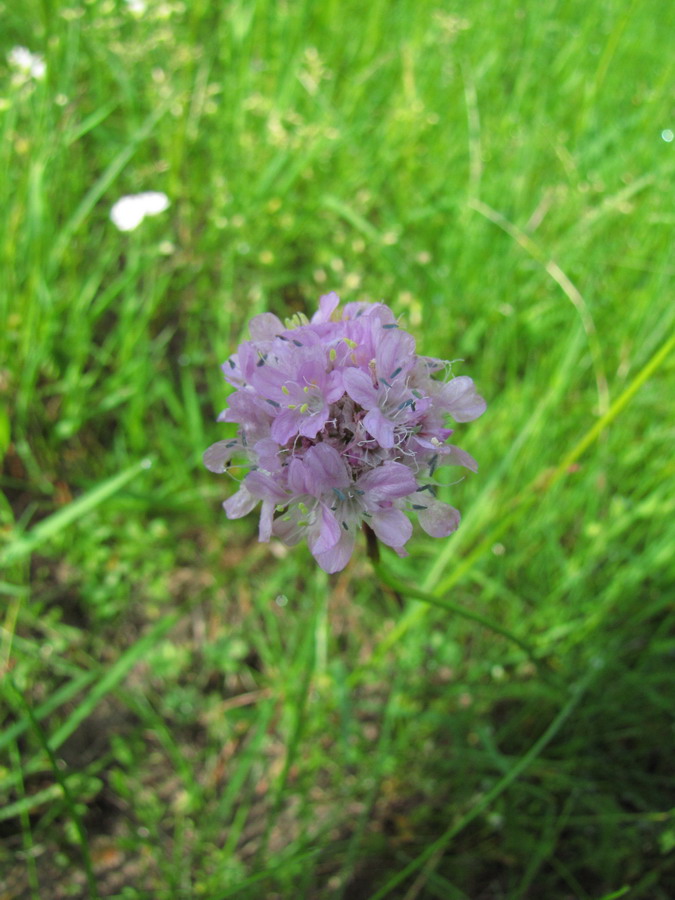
[204,293,485,573]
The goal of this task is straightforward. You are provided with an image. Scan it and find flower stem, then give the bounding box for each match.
[373,561,558,683]
[364,526,405,609]
[363,522,380,564]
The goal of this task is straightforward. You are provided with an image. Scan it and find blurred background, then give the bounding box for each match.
[1,0,674,897]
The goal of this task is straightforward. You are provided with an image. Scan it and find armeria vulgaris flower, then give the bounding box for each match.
[204,293,485,573]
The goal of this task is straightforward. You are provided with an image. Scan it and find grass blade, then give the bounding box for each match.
[0,457,154,567]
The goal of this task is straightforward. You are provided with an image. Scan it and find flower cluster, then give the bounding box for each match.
[204,293,485,573]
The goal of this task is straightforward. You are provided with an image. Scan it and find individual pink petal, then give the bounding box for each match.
[324,369,344,403]
[288,457,310,495]
[271,409,300,444]
[417,499,461,537]
[342,367,378,408]
[203,440,237,473]
[370,507,413,548]
[308,506,342,555]
[438,445,479,472]
[299,408,329,440]
[312,291,340,323]
[363,407,395,448]
[223,487,258,519]
[376,328,415,381]
[249,312,284,341]
[313,530,355,573]
[258,499,276,541]
[304,443,350,492]
[358,462,417,501]
[253,438,283,472]
[245,470,288,503]
[440,376,486,422]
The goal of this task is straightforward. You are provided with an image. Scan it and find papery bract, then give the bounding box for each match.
[204,294,485,572]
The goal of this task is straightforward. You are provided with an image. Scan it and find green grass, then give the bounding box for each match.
[1,0,674,896]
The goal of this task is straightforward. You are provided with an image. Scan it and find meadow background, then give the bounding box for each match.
[1,0,674,897]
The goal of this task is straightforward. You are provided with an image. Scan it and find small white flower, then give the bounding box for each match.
[124,0,147,14]
[109,191,170,232]
[8,46,46,81]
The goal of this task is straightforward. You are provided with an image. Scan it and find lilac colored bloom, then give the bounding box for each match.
[204,293,486,573]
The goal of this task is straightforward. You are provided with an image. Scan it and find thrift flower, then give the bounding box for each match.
[109,191,170,232]
[204,293,485,573]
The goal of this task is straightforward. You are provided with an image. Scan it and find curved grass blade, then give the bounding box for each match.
[5,679,101,899]
[366,662,601,900]
[0,457,154,568]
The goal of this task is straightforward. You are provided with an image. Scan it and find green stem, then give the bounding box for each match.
[373,562,550,678]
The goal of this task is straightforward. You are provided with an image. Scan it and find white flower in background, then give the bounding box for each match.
[109,192,170,232]
[8,46,46,81]
[124,0,147,14]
